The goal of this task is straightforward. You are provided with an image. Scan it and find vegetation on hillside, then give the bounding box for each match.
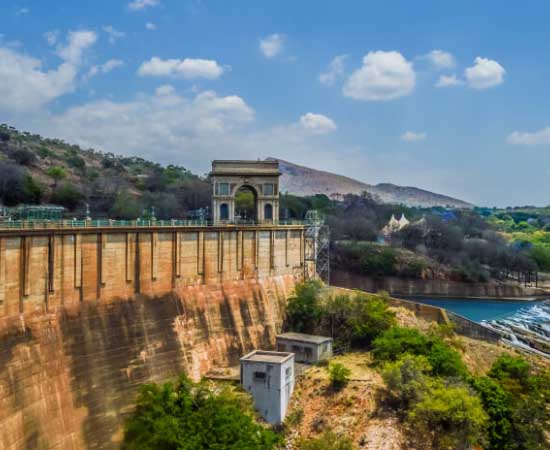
[122,375,281,450]
[284,282,550,449]
[0,124,210,218]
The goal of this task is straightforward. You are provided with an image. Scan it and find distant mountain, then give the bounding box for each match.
[272,158,473,209]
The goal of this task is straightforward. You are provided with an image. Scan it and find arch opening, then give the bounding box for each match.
[235,185,257,223]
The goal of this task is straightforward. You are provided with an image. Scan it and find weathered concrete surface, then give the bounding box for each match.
[0,226,306,450]
[332,269,548,299]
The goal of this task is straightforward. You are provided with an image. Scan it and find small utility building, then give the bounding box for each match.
[240,350,295,424]
[276,332,333,364]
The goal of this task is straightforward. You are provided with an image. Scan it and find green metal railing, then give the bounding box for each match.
[0,218,306,230]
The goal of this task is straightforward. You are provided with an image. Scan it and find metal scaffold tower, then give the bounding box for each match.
[304,210,330,284]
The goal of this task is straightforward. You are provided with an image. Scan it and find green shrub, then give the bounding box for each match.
[285,280,324,334]
[407,381,488,450]
[11,148,35,166]
[372,327,467,378]
[328,363,351,390]
[347,294,395,347]
[37,146,53,158]
[381,355,431,409]
[298,431,355,450]
[122,375,281,450]
[470,376,514,450]
[359,247,398,276]
[51,183,83,210]
[66,154,86,171]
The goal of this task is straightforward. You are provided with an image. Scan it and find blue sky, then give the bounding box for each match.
[1,0,549,206]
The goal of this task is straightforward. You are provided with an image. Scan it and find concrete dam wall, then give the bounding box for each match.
[0,225,307,450]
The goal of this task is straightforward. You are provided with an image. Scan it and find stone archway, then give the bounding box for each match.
[210,160,281,224]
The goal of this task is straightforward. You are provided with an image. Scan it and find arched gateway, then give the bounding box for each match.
[211,160,281,224]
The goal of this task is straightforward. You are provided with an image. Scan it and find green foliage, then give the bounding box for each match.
[122,375,281,450]
[407,381,488,450]
[359,247,398,276]
[0,162,43,205]
[346,293,396,346]
[46,166,67,186]
[109,190,143,220]
[66,154,86,171]
[285,280,324,334]
[297,432,356,450]
[470,376,515,450]
[51,183,83,210]
[381,354,431,409]
[11,148,35,166]
[487,354,531,394]
[372,327,467,378]
[529,245,550,271]
[328,363,351,390]
[37,146,53,158]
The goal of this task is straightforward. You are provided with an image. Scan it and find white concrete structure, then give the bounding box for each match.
[276,332,333,364]
[240,350,294,424]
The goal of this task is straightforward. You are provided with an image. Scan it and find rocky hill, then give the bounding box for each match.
[273,158,473,208]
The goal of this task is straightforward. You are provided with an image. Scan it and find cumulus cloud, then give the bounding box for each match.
[424,49,455,69]
[401,131,427,142]
[145,22,157,30]
[103,25,125,44]
[0,46,77,113]
[299,113,337,134]
[259,33,285,59]
[128,0,159,11]
[464,57,505,89]
[138,57,225,79]
[57,30,97,64]
[343,51,415,101]
[319,54,348,86]
[436,74,463,87]
[507,127,550,145]
[86,59,124,80]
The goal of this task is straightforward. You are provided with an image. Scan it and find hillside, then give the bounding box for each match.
[273,158,473,208]
[0,124,210,219]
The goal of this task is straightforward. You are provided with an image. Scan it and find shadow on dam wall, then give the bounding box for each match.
[0,275,296,450]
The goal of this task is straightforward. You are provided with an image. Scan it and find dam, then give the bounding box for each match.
[0,161,315,450]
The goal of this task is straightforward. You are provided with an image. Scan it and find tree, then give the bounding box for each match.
[284,280,324,334]
[382,355,431,409]
[347,294,396,347]
[0,162,43,206]
[11,148,35,166]
[407,381,488,450]
[46,166,67,187]
[51,183,83,210]
[122,375,281,450]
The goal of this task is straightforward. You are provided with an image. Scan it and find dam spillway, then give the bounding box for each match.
[0,224,309,450]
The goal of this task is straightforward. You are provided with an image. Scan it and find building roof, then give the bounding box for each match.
[240,350,294,364]
[276,332,333,344]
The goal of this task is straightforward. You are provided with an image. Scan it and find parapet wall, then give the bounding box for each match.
[0,225,307,450]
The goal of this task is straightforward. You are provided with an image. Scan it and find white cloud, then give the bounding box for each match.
[0,46,77,113]
[425,49,455,69]
[507,127,550,145]
[464,57,505,90]
[103,25,125,44]
[155,84,175,96]
[299,113,337,134]
[44,30,59,46]
[128,0,159,11]
[436,74,463,87]
[259,33,285,59]
[343,51,416,101]
[138,57,225,79]
[145,22,157,30]
[16,7,29,15]
[57,30,97,64]
[319,54,348,86]
[86,59,124,80]
[401,131,427,142]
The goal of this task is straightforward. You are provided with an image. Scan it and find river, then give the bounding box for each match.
[410,297,550,356]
